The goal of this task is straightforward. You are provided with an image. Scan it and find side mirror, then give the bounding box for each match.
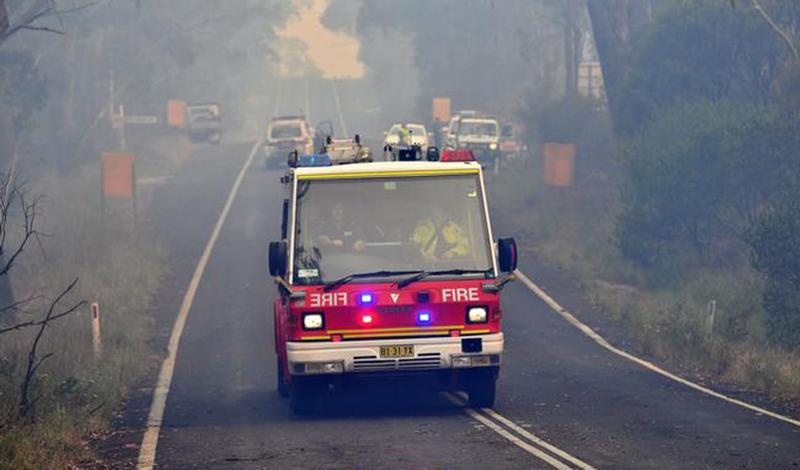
[497,237,517,273]
[326,135,332,145]
[426,146,440,162]
[354,134,361,145]
[287,150,298,168]
[268,241,288,277]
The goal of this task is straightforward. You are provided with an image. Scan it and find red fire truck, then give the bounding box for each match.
[269,156,517,414]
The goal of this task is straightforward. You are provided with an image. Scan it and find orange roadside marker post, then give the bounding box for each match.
[101,152,137,221]
[543,143,576,187]
[432,97,451,123]
[167,100,187,128]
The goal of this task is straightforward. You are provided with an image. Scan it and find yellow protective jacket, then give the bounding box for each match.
[411,219,470,259]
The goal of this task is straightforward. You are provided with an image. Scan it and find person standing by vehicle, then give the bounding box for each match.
[398,123,412,146]
[411,206,470,261]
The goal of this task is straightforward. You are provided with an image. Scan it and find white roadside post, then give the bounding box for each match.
[91,302,102,357]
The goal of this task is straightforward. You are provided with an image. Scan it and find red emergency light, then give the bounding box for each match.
[440,148,476,162]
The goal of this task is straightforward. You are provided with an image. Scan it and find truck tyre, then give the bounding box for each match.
[277,357,289,398]
[467,371,497,408]
[289,377,316,415]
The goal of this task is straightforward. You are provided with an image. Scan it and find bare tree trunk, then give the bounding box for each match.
[564,0,583,98]
[0,262,12,314]
[586,0,652,128]
[0,106,13,171]
[0,0,9,35]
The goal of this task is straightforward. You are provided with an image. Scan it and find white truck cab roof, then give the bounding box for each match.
[292,160,481,179]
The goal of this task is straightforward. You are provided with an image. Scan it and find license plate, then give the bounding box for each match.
[380,345,415,358]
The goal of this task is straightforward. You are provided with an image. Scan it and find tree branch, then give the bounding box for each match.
[0,294,40,315]
[0,0,99,47]
[17,277,84,419]
[751,0,800,60]
[0,299,81,335]
[19,24,65,35]
[0,176,42,278]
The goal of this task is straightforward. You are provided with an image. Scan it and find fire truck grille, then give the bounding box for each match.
[353,352,442,371]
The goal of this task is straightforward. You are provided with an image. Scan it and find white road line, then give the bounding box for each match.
[443,393,575,470]
[136,141,262,470]
[481,407,596,470]
[514,269,800,429]
[273,80,284,118]
[304,75,311,123]
[330,79,349,137]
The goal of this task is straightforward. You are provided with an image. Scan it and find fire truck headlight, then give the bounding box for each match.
[489,143,498,150]
[467,307,488,323]
[302,313,324,330]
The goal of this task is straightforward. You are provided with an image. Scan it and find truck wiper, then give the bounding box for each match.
[396,268,492,289]
[323,270,421,292]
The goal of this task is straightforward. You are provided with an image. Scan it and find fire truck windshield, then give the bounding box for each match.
[292,174,494,285]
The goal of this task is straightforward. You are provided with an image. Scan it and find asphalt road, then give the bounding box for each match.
[113,139,800,470]
[104,79,800,468]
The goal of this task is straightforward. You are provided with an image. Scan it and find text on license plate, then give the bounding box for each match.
[380,345,415,358]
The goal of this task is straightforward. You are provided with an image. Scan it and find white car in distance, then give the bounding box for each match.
[383,123,430,154]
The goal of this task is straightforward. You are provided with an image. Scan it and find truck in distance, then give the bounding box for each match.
[320,134,373,165]
[383,123,433,161]
[455,116,501,161]
[264,116,314,169]
[268,158,518,414]
[185,103,222,144]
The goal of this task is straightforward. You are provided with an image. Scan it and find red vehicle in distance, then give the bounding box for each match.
[269,159,517,414]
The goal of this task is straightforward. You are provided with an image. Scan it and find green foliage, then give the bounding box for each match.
[618,101,800,281]
[615,1,788,136]
[533,95,602,143]
[751,188,800,348]
[356,0,563,116]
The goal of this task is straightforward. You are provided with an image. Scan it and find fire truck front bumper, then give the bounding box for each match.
[287,333,503,376]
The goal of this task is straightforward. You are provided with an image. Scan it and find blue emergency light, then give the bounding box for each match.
[418,311,431,323]
[359,293,375,305]
[297,154,332,167]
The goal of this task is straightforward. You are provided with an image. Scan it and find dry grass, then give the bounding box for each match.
[0,164,167,468]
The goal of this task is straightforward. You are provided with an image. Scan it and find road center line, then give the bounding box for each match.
[443,394,571,469]
[330,79,349,137]
[136,140,262,470]
[273,79,284,118]
[481,407,596,470]
[514,269,800,429]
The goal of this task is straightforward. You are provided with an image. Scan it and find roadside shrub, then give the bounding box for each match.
[750,188,800,349]
[0,167,165,468]
[534,95,602,143]
[615,1,787,136]
[618,101,800,282]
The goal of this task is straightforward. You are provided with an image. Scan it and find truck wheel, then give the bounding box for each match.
[289,377,316,415]
[277,357,289,398]
[467,372,497,408]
